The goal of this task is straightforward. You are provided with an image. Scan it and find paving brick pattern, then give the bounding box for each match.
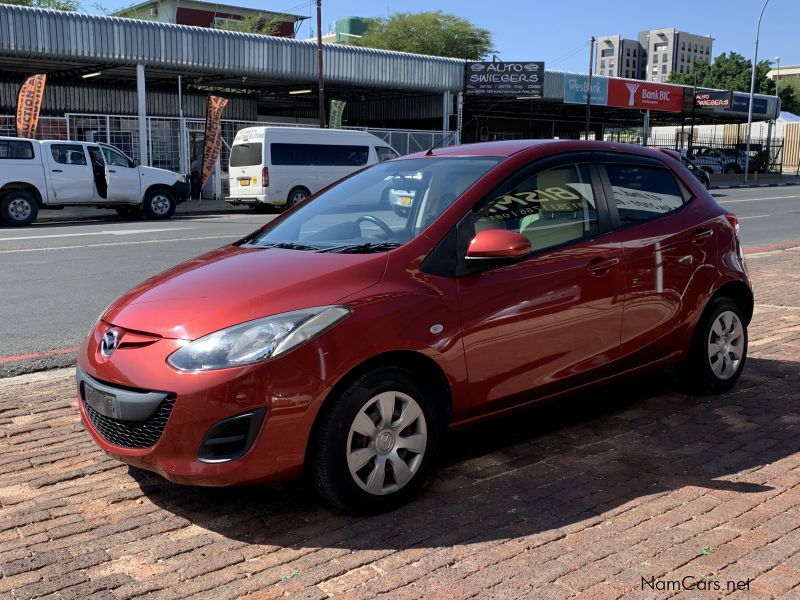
[1,249,799,599]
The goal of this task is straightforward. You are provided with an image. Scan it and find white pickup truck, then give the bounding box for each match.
[0,137,190,226]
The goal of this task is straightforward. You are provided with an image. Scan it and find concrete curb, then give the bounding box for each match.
[712,181,800,189]
[33,204,252,224]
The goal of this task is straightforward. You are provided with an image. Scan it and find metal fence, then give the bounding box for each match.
[0,114,455,171]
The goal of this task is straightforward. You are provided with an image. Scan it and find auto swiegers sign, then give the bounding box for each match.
[465,62,544,97]
[607,79,684,112]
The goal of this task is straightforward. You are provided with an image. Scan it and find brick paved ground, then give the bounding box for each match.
[1,249,799,600]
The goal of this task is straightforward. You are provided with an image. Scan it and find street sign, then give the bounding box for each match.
[465,61,544,97]
[694,90,733,109]
[607,79,683,112]
[563,74,608,105]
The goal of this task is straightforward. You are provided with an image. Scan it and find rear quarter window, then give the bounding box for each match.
[0,140,34,160]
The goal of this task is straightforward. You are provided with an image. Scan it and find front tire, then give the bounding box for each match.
[682,297,748,394]
[1,191,38,227]
[143,188,176,219]
[310,367,440,514]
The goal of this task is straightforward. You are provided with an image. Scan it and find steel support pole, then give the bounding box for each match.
[136,64,148,166]
[745,0,770,183]
[316,0,326,128]
[585,36,595,139]
[455,92,464,145]
[442,90,452,133]
[177,75,187,176]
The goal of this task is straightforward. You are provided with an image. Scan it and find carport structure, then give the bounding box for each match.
[0,5,782,168]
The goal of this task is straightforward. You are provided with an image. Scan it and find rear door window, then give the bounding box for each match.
[604,165,685,226]
[230,142,263,167]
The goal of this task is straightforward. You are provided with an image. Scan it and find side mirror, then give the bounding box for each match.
[133,159,140,167]
[466,229,532,261]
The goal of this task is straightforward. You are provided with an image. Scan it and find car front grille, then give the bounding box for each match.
[82,394,176,449]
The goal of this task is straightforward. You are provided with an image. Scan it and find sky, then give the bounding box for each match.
[102,0,800,72]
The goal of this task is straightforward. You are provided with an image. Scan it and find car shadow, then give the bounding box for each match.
[131,356,797,550]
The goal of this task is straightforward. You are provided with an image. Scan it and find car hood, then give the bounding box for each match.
[137,165,181,181]
[104,245,388,340]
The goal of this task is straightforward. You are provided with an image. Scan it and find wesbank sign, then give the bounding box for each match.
[563,75,608,105]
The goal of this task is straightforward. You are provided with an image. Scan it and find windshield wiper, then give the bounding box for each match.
[317,242,402,253]
[243,241,323,251]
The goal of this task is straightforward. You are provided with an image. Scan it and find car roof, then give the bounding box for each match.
[403,139,671,160]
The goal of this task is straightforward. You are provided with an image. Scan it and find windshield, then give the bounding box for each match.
[241,157,501,252]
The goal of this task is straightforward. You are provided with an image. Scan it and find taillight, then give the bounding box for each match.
[724,213,740,235]
[262,167,269,188]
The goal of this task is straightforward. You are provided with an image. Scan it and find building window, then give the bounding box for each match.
[654,42,668,51]
[601,48,614,57]
[600,59,606,68]
[626,58,630,67]
[633,49,637,57]
[662,64,667,74]
[626,47,630,56]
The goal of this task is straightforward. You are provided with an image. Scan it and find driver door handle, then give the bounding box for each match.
[586,257,620,276]
[51,169,63,172]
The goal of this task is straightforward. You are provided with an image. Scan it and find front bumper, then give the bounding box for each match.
[171,180,191,204]
[76,321,331,486]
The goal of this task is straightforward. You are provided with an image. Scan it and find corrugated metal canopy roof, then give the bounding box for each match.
[0,4,466,93]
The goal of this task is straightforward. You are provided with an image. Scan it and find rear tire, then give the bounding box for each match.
[1,191,38,227]
[286,186,310,208]
[143,188,176,219]
[309,367,441,514]
[680,297,748,394]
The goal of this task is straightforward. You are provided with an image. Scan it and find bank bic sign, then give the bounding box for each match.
[465,62,544,97]
[563,75,608,105]
[607,79,683,112]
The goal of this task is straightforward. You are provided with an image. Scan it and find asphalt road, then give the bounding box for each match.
[1,185,798,377]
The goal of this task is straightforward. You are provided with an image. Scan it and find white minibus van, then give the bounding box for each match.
[226,127,399,209]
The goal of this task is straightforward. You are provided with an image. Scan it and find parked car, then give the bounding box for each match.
[77,140,752,513]
[685,145,742,174]
[0,137,189,226]
[684,156,711,189]
[226,127,399,210]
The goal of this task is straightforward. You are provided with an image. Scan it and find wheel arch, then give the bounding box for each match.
[304,350,453,464]
[711,280,754,325]
[1,182,44,207]
[143,183,175,201]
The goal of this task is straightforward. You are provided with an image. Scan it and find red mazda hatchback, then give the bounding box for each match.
[77,140,752,513]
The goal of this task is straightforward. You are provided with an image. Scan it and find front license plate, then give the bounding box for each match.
[84,383,120,419]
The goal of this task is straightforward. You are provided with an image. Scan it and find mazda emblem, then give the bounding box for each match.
[100,328,120,358]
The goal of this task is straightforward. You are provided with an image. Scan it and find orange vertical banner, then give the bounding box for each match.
[16,74,47,139]
[200,95,229,192]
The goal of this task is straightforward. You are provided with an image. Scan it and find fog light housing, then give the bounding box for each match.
[197,408,266,463]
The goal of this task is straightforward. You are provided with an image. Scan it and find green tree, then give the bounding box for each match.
[668,51,774,94]
[350,11,493,60]
[215,13,281,36]
[778,85,800,114]
[3,0,79,10]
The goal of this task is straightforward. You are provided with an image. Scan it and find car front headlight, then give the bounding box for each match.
[167,305,350,372]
